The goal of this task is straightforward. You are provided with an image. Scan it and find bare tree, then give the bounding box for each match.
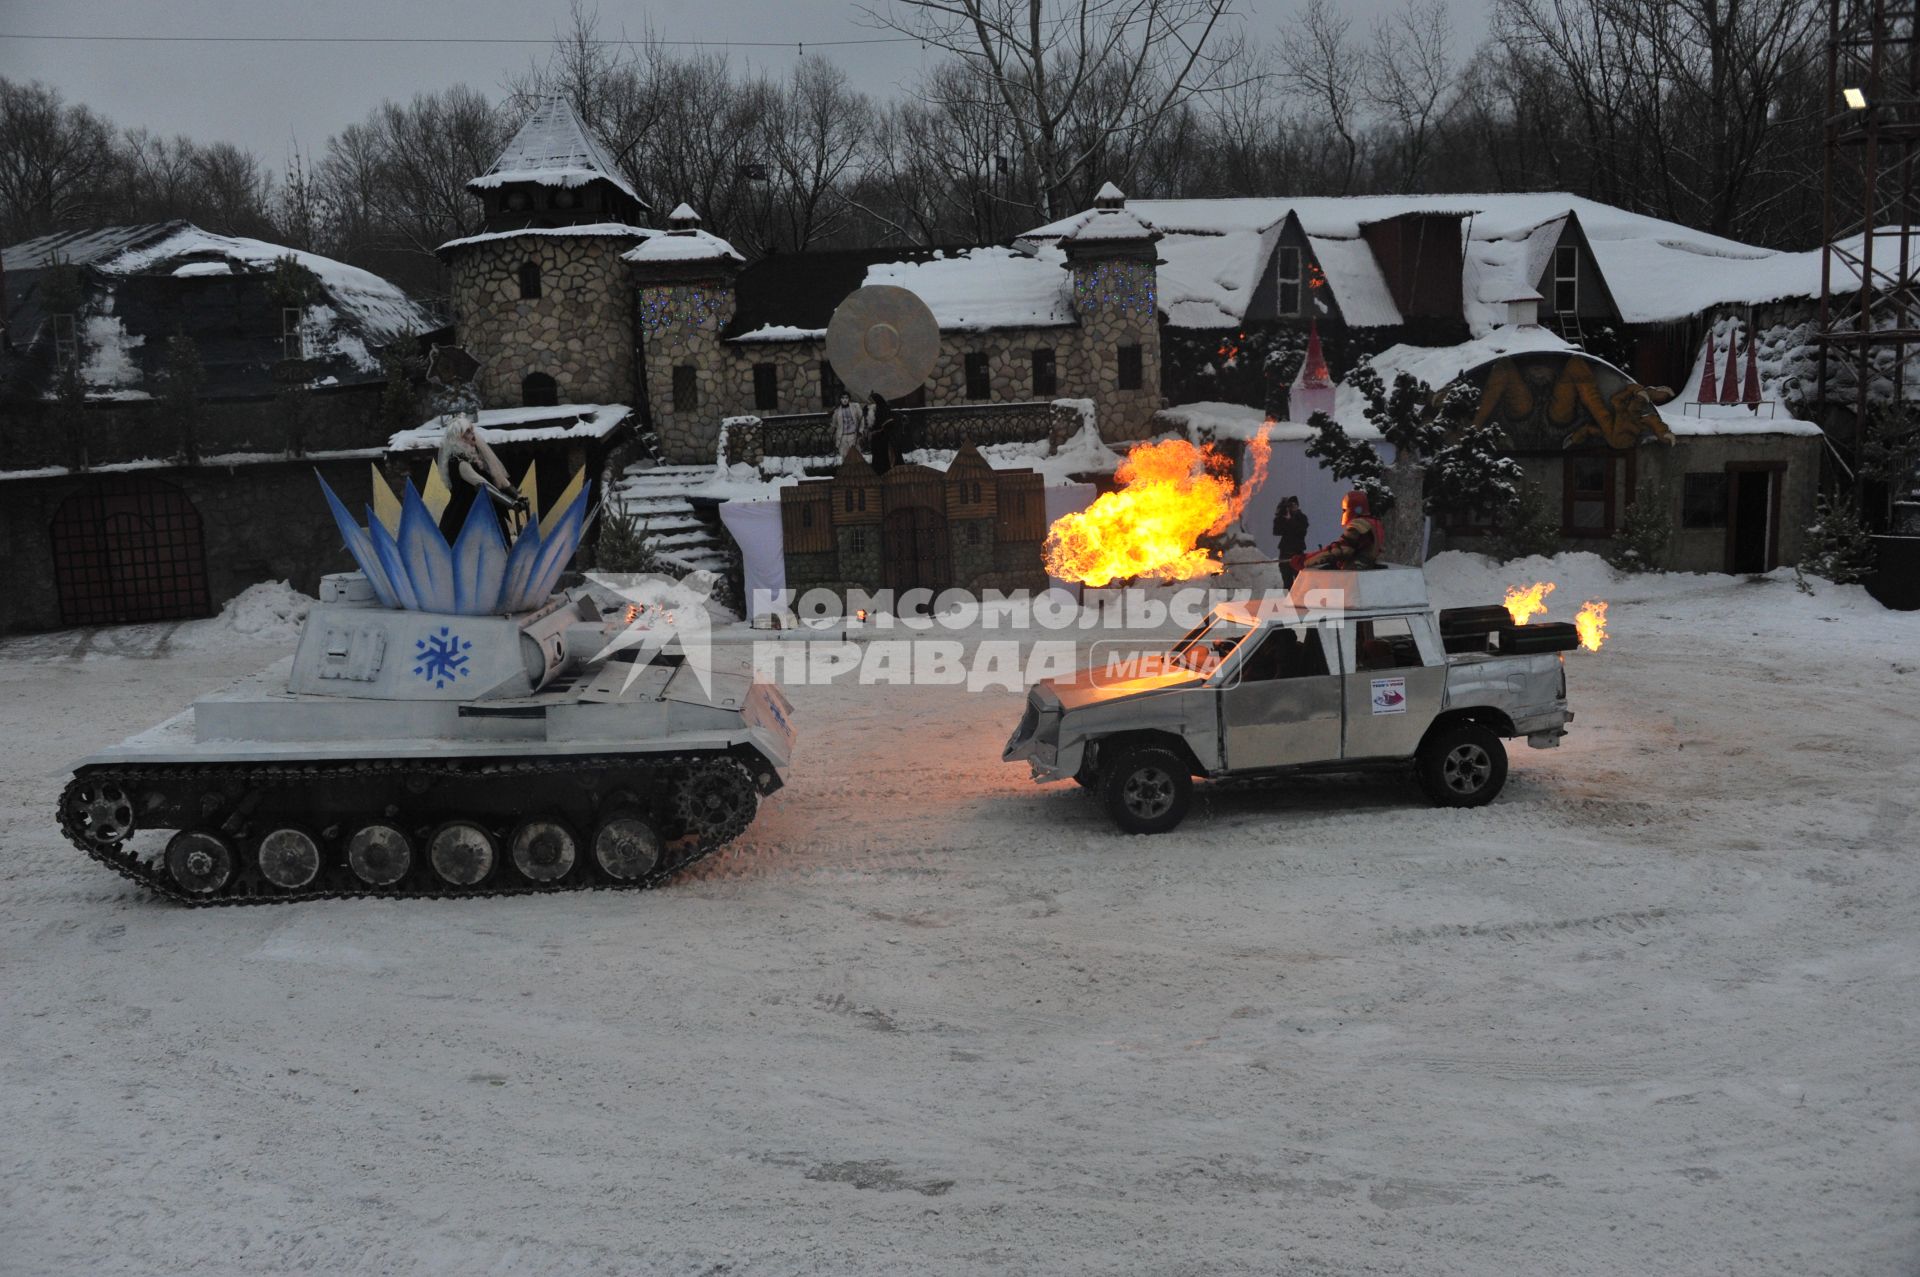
[0,80,117,241]
[1366,0,1454,193]
[1276,0,1364,194]
[759,60,874,252]
[864,0,1251,219]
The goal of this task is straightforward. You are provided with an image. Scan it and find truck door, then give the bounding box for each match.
[1217,622,1343,770]
[1338,615,1448,759]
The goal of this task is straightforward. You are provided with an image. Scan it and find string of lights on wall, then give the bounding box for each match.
[640,287,726,336]
[1073,262,1157,320]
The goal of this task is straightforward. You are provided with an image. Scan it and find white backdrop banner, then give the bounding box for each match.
[717,500,786,621]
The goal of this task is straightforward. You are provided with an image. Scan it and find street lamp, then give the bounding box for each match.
[1843,87,1869,111]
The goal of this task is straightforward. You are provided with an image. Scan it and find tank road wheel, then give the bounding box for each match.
[1417,722,1509,808]
[591,811,662,882]
[509,817,579,884]
[428,820,497,887]
[673,759,759,849]
[256,826,324,891]
[61,776,136,851]
[346,822,412,888]
[166,830,235,896]
[1100,744,1192,835]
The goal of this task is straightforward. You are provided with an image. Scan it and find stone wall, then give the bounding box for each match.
[637,279,738,463]
[640,269,1166,463]
[0,458,366,633]
[451,235,635,409]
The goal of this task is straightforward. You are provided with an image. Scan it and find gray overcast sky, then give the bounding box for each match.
[0,0,1487,173]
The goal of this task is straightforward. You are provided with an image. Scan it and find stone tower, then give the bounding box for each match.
[625,204,744,464]
[439,97,649,410]
[1060,183,1163,441]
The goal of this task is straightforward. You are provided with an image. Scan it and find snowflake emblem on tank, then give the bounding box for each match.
[412,626,473,689]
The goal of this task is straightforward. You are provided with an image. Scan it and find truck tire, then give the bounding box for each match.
[1101,744,1192,834]
[1417,722,1508,808]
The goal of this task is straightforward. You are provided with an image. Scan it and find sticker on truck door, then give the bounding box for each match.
[1369,677,1407,714]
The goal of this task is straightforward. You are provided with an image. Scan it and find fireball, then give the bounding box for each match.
[1044,427,1272,587]
[1503,581,1555,625]
[1575,599,1608,651]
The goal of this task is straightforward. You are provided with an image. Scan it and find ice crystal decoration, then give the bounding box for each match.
[412,626,473,689]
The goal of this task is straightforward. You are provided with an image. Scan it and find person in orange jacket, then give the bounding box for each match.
[1291,489,1385,572]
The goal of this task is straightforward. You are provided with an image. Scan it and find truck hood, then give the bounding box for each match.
[1040,665,1205,711]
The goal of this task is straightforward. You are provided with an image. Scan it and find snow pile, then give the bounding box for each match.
[204,581,314,646]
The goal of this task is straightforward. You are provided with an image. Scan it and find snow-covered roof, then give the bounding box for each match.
[437,222,656,254]
[388,403,631,451]
[1021,193,1835,332]
[469,97,643,206]
[624,228,745,266]
[7,222,427,346]
[864,246,1074,331]
[1061,206,1159,244]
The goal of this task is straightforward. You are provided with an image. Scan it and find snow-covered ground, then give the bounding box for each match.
[2,563,1916,1275]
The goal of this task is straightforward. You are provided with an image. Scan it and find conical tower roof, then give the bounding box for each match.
[468,96,644,208]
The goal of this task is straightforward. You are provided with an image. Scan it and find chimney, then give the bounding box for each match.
[1505,295,1540,327]
[1094,181,1126,210]
[667,202,701,231]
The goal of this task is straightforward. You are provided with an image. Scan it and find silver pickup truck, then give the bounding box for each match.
[1003,567,1576,834]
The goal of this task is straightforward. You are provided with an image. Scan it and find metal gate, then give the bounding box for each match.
[882,505,951,597]
[50,476,212,626]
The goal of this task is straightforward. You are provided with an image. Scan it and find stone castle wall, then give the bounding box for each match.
[637,280,738,463]
[450,236,635,409]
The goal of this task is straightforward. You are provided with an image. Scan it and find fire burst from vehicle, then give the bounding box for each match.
[1503,581,1555,625]
[1575,599,1608,650]
[1044,427,1273,587]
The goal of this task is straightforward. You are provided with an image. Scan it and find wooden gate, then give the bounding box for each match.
[883,505,951,596]
[50,476,212,626]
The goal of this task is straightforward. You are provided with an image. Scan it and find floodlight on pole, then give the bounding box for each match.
[1843,86,1869,110]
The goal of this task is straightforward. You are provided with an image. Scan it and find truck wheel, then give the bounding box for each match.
[1101,745,1192,834]
[1418,722,1508,808]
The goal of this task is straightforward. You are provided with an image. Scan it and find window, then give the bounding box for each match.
[843,487,867,513]
[1117,344,1143,391]
[851,527,868,553]
[801,504,815,529]
[970,480,983,504]
[1236,624,1330,682]
[672,365,698,411]
[1276,245,1302,315]
[1031,348,1056,397]
[966,523,982,547]
[1682,472,1729,529]
[1554,244,1578,313]
[820,361,844,408]
[1353,617,1423,671]
[1563,453,1616,535]
[551,188,577,210]
[517,261,542,300]
[282,307,305,361]
[753,363,778,411]
[521,371,558,407]
[964,351,990,400]
[506,189,532,212]
[52,313,79,368]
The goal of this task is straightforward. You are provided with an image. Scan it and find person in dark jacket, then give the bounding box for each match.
[1273,495,1309,585]
[867,391,902,474]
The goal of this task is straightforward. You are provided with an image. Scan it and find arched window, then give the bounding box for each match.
[517,261,542,300]
[521,372,558,407]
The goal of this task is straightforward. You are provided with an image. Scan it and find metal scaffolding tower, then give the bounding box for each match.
[1820,0,1920,447]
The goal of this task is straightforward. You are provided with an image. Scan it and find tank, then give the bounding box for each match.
[56,462,795,905]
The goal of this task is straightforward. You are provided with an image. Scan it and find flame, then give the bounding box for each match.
[1044,426,1272,587]
[623,603,640,624]
[1503,581,1555,625]
[1575,599,1608,651]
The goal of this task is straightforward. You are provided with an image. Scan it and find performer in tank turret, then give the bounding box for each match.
[1292,489,1384,572]
[436,414,528,536]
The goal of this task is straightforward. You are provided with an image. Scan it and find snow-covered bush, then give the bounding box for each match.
[1493,481,1561,562]
[1797,494,1877,586]
[1606,490,1673,574]
[593,504,657,573]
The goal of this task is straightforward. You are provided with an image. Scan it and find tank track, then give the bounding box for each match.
[57,752,763,907]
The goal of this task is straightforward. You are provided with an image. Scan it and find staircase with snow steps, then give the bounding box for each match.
[611,463,731,574]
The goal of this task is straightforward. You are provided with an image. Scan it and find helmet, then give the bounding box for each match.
[1341,490,1372,524]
